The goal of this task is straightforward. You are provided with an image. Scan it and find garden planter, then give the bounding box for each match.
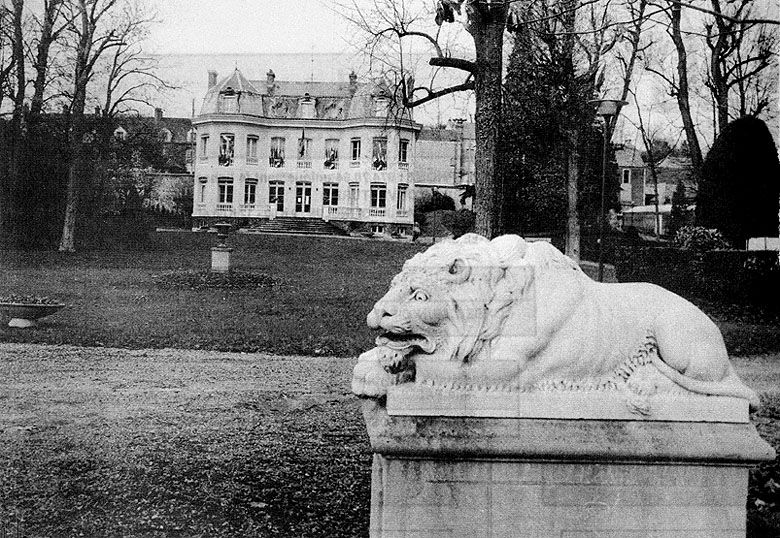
[0,302,65,328]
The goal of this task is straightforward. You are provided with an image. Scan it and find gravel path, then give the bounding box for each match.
[1,343,778,537]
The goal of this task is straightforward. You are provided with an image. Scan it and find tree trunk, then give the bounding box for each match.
[669,1,704,182]
[565,130,580,261]
[4,0,26,242]
[471,9,506,239]
[30,1,60,119]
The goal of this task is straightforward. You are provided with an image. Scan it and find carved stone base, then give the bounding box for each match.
[210,247,233,274]
[362,399,775,538]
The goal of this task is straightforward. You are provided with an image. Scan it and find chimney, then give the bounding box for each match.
[349,70,358,86]
[155,108,163,122]
[266,69,276,85]
[208,70,218,89]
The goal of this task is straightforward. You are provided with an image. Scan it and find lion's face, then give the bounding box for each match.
[366,254,499,366]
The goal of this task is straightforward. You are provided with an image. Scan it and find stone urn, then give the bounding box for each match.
[214,222,232,248]
[0,301,66,328]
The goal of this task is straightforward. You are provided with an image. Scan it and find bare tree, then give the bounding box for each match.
[343,0,509,237]
[98,3,171,118]
[59,0,123,252]
[704,0,777,132]
[29,0,71,119]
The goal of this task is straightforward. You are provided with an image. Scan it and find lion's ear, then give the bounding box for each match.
[447,258,471,283]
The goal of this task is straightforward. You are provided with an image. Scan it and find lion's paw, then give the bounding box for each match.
[352,347,415,398]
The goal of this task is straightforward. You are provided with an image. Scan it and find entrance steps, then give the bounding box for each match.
[243,217,349,236]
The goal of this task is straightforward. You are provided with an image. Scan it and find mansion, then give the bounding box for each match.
[191,68,421,236]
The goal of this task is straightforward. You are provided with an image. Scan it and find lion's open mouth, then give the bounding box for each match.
[376,332,435,353]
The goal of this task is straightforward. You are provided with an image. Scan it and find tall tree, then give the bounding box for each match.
[704,0,777,133]
[59,0,122,252]
[345,0,508,237]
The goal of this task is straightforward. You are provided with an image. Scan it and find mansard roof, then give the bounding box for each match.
[198,67,395,121]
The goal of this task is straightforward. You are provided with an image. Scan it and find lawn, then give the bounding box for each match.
[1,231,778,357]
[0,233,425,357]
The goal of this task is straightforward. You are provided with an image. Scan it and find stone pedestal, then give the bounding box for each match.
[363,391,775,538]
[210,246,233,274]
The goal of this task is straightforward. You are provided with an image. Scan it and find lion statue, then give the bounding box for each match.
[352,233,759,411]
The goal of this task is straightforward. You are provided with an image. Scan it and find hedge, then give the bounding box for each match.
[614,246,779,307]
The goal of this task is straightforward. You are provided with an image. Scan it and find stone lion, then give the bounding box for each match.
[351,233,759,411]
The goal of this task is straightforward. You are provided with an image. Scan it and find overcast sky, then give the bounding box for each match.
[147,1,351,55]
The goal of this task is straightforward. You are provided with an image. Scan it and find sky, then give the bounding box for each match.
[147,1,352,55]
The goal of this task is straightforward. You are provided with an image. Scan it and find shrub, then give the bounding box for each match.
[672,226,731,252]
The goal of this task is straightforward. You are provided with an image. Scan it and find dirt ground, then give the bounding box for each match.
[0,343,778,536]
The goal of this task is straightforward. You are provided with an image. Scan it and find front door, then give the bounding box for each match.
[295,182,311,214]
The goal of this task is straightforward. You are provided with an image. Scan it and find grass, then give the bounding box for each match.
[2,231,779,357]
[0,233,424,357]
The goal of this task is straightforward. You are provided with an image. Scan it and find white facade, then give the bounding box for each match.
[191,69,421,234]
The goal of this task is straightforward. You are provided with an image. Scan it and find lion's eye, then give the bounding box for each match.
[412,290,428,302]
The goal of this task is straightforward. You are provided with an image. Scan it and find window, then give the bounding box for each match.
[324,139,339,169]
[622,169,631,184]
[398,138,409,163]
[198,178,207,203]
[371,225,385,234]
[113,127,127,141]
[200,135,209,159]
[323,183,339,206]
[349,184,359,207]
[298,136,312,160]
[218,133,235,166]
[269,180,285,211]
[350,138,361,161]
[185,148,194,163]
[244,179,257,205]
[397,184,408,211]
[159,128,172,143]
[270,137,285,167]
[218,178,234,204]
[372,138,387,170]
[370,184,386,208]
[246,136,258,163]
[219,89,238,113]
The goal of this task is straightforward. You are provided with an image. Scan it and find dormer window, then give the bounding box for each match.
[374,94,390,117]
[113,126,127,141]
[299,93,316,119]
[219,87,239,113]
[159,128,172,143]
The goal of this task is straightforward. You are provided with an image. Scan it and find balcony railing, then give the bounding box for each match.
[297,160,312,169]
[216,203,233,211]
[324,160,339,170]
[241,203,256,210]
[369,208,386,217]
[396,209,409,218]
[397,162,409,170]
[349,160,361,168]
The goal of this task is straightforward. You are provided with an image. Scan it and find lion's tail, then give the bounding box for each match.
[651,358,761,412]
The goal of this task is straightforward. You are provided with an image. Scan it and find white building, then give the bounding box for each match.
[192,68,421,236]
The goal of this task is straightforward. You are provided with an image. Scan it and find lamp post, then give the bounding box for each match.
[589,99,628,282]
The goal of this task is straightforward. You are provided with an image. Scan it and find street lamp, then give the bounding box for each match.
[589,98,628,282]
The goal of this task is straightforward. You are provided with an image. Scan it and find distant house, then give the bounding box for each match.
[615,145,696,236]
[615,143,647,210]
[108,109,195,214]
[191,68,421,236]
